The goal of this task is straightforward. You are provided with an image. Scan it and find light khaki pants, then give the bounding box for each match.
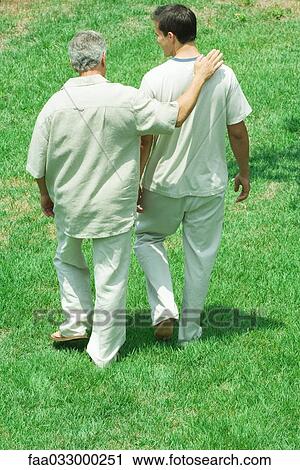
[54,228,131,367]
[135,189,225,343]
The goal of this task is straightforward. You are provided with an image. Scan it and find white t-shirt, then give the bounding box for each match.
[26,75,179,238]
[140,58,252,198]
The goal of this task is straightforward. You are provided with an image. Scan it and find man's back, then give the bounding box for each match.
[140,58,251,197]
[27,75,141,237]
[27,75,179,238]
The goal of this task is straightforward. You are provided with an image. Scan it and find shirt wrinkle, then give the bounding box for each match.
[27,76,178,238]
[140,63,252,198]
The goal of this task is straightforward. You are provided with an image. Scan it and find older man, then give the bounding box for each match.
[135,5,252,344]
[26,30,222,367]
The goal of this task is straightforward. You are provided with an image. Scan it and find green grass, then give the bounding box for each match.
[1,0,300,450]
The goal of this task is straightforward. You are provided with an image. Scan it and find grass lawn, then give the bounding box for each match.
[0,0,299,450]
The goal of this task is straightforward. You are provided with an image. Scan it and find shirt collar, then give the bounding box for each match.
[63,74,108,88]
[171,56,202,62]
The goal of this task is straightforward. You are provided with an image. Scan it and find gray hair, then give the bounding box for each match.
[68,30,106,72]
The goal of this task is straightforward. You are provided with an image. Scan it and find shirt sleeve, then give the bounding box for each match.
[133,90,179,136]
[26,113,50,179]
[226,72,252,125]
[139,74,155,99]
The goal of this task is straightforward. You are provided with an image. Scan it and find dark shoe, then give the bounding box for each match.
[154,318,175,341]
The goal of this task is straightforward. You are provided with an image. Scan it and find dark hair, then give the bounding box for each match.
[152,4,197,44]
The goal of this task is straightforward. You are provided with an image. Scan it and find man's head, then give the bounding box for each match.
[152,4,197,56]
[68,30,106,75]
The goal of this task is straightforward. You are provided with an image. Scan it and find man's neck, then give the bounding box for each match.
[79,69,105,78]
[173,42,200,59]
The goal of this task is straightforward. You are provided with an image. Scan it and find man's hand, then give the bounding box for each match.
[234,174,250,202]
[194,49,223,83]
[41,194,54,217]
[137,186,144,213]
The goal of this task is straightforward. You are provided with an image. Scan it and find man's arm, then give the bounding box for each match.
[136,135,153,213]
[36,177,54,217]
[227,121,250,202]
[134,50,223,137]
[26,111,54,216]
[140,135,153,178]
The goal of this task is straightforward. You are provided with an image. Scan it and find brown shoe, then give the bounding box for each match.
[51,331,88,342]
[154,318,175,341]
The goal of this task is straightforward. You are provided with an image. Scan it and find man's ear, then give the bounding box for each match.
[167,32,175,41]
[101,51,106,67]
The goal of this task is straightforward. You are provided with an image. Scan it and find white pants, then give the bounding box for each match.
[135,189,225,343]
[53,228,131,367]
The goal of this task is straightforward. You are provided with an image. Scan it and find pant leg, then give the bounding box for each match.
[179,192,225,343]
[86,230,131,368]
[53,227,93,337]
[134,189,184,325]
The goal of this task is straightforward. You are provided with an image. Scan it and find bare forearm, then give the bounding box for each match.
[229,134,249,177]
[227,122,250,177]
[227,122,250,202]
[36,177,50,196]
[176,76,205,127]
[140,135,153,178]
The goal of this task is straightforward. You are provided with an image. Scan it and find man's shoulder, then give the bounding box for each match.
[36,90,63,122]
[206,64,238,92]
[106,83,140,108]
[142,60,173,82]
[216,64,239,85]
[108,82,138,96]
[213,64,236,80]
[68,81,139,109]
[219,64,236,77]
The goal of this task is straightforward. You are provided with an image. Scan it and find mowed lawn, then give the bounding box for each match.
[0,0,299,450]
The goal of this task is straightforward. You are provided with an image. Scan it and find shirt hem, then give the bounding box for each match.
[142,183,227,198]
[26,165,45,179]
[227,110,252,126]
[62,221,134,239]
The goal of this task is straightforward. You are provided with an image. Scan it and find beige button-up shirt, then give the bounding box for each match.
[27,75,178,238]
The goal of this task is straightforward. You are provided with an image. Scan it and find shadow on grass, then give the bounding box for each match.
[52,338,89,352]
[228,138,300,183]
[121,306,284,357]
[51,307,284,357]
